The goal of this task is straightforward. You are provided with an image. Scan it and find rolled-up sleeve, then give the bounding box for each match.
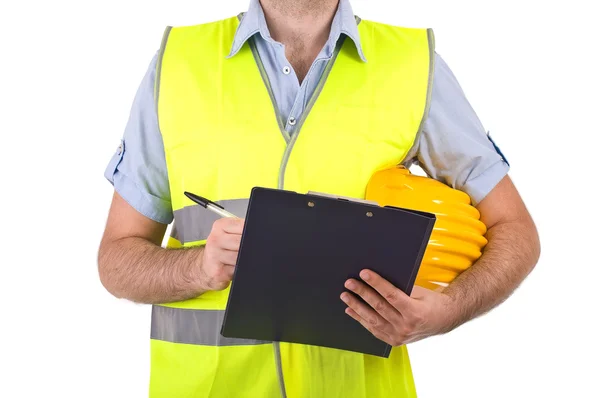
[104,53,173,224]
[404,53,510,206]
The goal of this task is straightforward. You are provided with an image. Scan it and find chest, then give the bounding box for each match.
[285,42,320,84]
[157,28,430,208]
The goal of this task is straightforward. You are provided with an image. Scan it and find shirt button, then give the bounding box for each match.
[283,66,291,75]
[288,117,297,126]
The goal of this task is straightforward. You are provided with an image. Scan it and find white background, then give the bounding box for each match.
[1,0,599,397]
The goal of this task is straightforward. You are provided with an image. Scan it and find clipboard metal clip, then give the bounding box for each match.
[307,191,379,206]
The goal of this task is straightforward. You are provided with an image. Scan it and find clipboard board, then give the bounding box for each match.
[220,187,436,357]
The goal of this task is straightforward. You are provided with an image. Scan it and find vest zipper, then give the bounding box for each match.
[249,40,291,397]
[273,342,288,398]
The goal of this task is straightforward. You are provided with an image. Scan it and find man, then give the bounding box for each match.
[98,0,540,396]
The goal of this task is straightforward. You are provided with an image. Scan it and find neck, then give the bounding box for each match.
[259,0,340,82]
[260,0,339,46]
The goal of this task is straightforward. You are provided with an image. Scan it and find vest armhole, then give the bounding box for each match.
[407,28,436,161]
[155,26,173,119]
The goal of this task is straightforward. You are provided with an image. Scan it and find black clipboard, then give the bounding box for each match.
[220,187,436,357]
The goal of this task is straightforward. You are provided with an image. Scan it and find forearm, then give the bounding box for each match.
[98,237,208,304]
[442,219,540,330]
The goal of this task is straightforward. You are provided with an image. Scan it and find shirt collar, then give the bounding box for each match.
[227,0,367,62]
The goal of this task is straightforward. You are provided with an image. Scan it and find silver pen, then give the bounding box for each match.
[184,191,238,218]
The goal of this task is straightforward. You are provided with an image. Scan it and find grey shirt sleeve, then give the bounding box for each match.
[403,53,510,206]
[104,53,173,224]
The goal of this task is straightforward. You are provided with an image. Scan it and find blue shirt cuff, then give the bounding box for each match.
[110,171,174,224]
[461,160,510,206]
[104,146,173,224]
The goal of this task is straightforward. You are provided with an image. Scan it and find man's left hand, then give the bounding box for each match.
[340,270,458,346]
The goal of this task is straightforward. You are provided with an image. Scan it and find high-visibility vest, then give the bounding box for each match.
[152,15,434,398]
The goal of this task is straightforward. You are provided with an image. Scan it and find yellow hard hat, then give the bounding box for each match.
[365,166,488,291]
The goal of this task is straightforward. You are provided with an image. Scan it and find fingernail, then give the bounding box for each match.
[361,271,370,281]
[345,280,356,289]
[340,293,349,303]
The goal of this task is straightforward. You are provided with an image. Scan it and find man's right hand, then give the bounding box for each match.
[198,218,245,291]
[99,192,245,304]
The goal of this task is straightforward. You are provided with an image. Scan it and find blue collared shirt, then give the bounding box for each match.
[227,0,367,134]
[105,0,509,224]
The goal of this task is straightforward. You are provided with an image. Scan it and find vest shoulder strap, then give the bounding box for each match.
[154,16,240,111]
[355,19,435,146]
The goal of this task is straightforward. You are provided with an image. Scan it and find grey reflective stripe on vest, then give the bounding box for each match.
[155,26,172,123]
[412,28,436,153]
[151,305,269,346]
[171,198,250,244]
[273,342,288,398]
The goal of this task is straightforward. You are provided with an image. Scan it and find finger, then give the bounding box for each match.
[200,264,231,291]
[220,265,235,281]
[344,279,401,325]
[359,270,413,312]
[219,233,242,251]
[208,264,235,285]
[340,292,394,335]
[218,218,245,234]
[209,279,231,291]
[345,307,394,345]
[219,249,240,266]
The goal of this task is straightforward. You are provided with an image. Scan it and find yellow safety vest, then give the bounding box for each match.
[152,15,434,398]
